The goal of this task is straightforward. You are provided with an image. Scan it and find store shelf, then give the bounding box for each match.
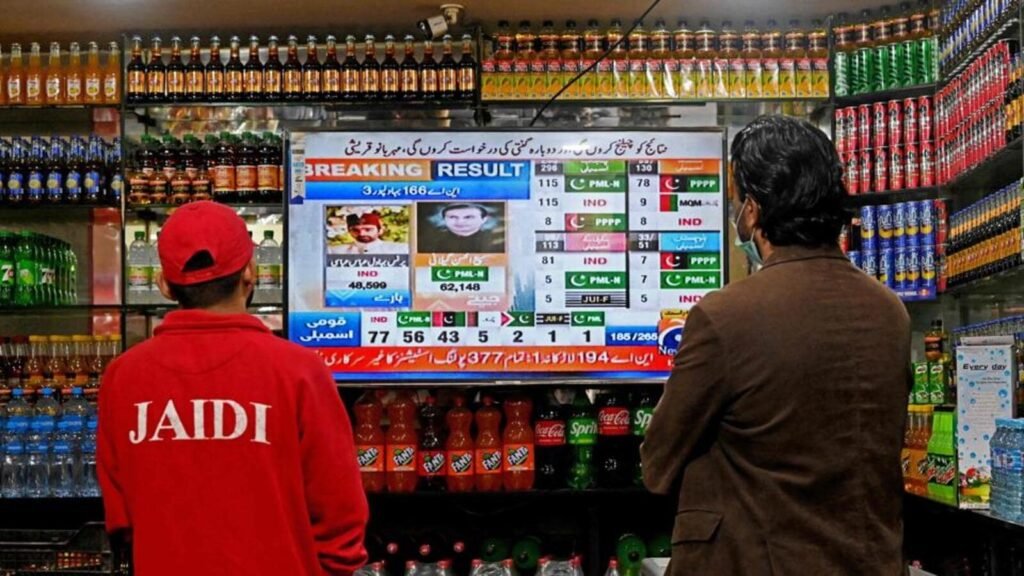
[0,204,120,216]
[907,492,1024,532]
[944,263,1024,297]
[127,203,284,218]
[842,187,943,208]
[0,104,117,111]
[0,304,123,315]
[941,18,1021,80]
[941,137,1023,199]
[485,97,831,108]
[367,488,662,502]
[834,84,937,107]
[336,379,666,389]
[129,99,475,111]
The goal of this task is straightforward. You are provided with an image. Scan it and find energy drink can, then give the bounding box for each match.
[859,149,873,193]
[920,243,936,293]
[878,205,894,241]
[862,248,878,278]
[847,250,862,269]
[858,105,871,150]
[844,107,858,152]
[845,151,860,195]
[918,200,934,236]
[903,97,919,144]
[918,95,933,142]
[860,205,877,242]
[888,99,903,147]
[920,140,935,187]
[893,202,907,238]
[895,244,908,291]
[879,247,895,287]
[874,146,889,192]
[873,102,888,149]
[905,235,920,289]
[906,140,920,189]
[890,144,905,190]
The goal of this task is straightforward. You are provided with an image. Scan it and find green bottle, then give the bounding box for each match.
[0,232,14,305]
[567,393,597,490]
[480,538,511,563]
[616,534,648,576]
[512,536,542,573]
[633,389,656,486]
[647,534,672,558]
[926,409,958,506]
[14,231,37,307]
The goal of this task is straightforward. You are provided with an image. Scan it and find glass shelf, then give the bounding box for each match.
[834,84,936,107]
[945,264,1024,298]
[842,187,944,208]
[907,492,1024,531]
[127,203,284,219]
[941,137,1023,203]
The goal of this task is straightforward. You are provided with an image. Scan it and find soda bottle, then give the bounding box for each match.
[420,40,439,101]
[206,36,226,102]
[615,534,647,576]
[45,137,65,204]
[67,337,90,387]
[282,36,303,101]
[362,35,381,101]
[344,35,365,101]
[102,42,121,104]
[225,36,245,101]
[446,395,475,492]
[632,389,657,486]
[15,233,38,307]
[183,36,205,101]
[380,35,400,101]
[65,42,83,105]
[257,133,280,202]
[354,391,385,493]
[475,396,503,492]
[386,391,419,493]
[6,139,26,204]
[244,35,264,101]
[458,34,477,100]
[213,131,236,202]
[235,132,258,203]
[45,335,70,391]
[322,36,342,101]
[512,536,542,573]
[0,233,14,306]
[7,43,25,105]
[263,36,283,101]
[166,36,186,101]
[24,43,44,106]
[595,390,632,488]
[302,36,322,101]
[83,42,102,105]
[567,393,596,490]
[146,37,166,102]
[503,396,534,491]
[535,397,568,490]
[419,395,447,491]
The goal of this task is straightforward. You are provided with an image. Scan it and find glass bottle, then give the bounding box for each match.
[166,36,185,101]
[302,35,322,101]
[102,42,121,104]
[380,35,400,101]
[146,37,166,102]
[65,42,83,105]
[225,36,245,101]
[205,36,225,102]
[438,35,458,100]
[25,42,44,106]
[126,37,147,104]
[420,39,438,100]
[83,42,102,104]
[184,36,205,101]
[322,35,342,101]
[263,36,283,101]
[398,35,419,101]
[44,42,64,105]
[7,43,25,105]
[458,34,477,101]
[283,36,302,101]
[244,35,264,101]
[361,35,381,101]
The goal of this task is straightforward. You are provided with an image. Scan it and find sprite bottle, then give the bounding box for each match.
[567,393,597,490]
[14,232,37,307]
[632,389,656,486]
[0,232,14,306]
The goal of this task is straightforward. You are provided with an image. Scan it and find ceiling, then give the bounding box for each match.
[0,0,870,45]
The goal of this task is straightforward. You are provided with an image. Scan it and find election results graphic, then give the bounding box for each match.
[287,131,726,381]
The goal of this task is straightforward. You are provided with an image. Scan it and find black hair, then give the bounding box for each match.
[730,115,848,247]
[442,203,489,217]
[166,250,245,310]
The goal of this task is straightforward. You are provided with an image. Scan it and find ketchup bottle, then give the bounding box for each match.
[446,395,475,492]
[354,391,386,493]
[386,391,419,493]
[503,396,535,491]
[475,396,503,492]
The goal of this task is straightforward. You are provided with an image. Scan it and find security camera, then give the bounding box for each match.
[417,4,465,40]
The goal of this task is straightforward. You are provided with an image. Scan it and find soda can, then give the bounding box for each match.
[933,199,948,246]
[862,236,878,252]
[906,140,920,189]
[879,247,895,287]
[847,250,862,269]
[905,200,919,236]
[859,149,873,193]
[858,105,871,151]
[844,107,858,152]
[905,235,920,288]
[873,102,888,148]
[895,245,908,290]
[918,95,933,142]
[890,144,905,190]
[887,99,903,147]
[845,151,860,195]
[893,202,907,238]
[834,110,847,154]
[860,205,877,241]
[878,205,894,240]
[874,146,889,192]
[918,200,934,236]
[903,97,918,144]
[920,140,935,187]
[862,248,878,278]
[920,243,936,294]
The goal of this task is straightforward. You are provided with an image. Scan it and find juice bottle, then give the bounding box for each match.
[103,42,121,104]
[651,18,673,98]
[438,35,458,100]
[833,15,854,97]
[386,391,419,493]
[873,7,896,92]
[398,35,419,101]
[244,35,265,101]
[83,42,102,104]
[23,335,46,389]
[627,20,650,99]
[493,20,515,100]
[146,37,166,102]
[354,391,386,493]
[206,36,226,102]
[65,42,83,105]
[719,21,743,99]
[457,34,476,101]
[226,36,246,101]
[446,395,475,493]
[26,42,44,106]
[67,335,91,387]
[514,21,536,100]
[581,20,604,99]
[760,20,782,98]
[184,36,205,101]
[46,335,69,390]
[362,35,381,101]
[420,40,438,101]
[503,396,535,491]
[740,22,763,99]
[808,20,829,98]
[166,36,185,102]
[852,10,875,95]
[673,21,696,99]
[8,43,25,105]
[44,42,64,105]
[924,318,949,363]
[901,406,916,493]
[607,19,629,98]
[263,36,283,101]
[418,395,447,492]
[694,21,717,99]
[559,21,582,100]
[301,35,321,101]
[780,20,805,98]
[538,21,560,99]
[475,396,503,492]
[376,35,396,101]
[282,36,302,101]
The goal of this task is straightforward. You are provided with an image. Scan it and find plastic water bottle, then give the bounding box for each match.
[24,417,53,497]
[1,438,26,498]
[127,230,153,295]
[148,233,161,297]
[4,389,32,442]
[78,418,98,497]
[256,230,282,290]
[61,387,91,426]
[991,419,1012,521]
[1010,420,1024,523]
[34,387,61,423]
[50,419,78,498]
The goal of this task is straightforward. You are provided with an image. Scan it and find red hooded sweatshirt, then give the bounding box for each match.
[98,310,368,576]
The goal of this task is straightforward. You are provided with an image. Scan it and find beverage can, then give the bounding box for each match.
[903,97,918,144]
[918,95,933,142]
[834,110,846,154]
[906,140,920,189]
[860,205,877,241]
[888,99,903,147]
[847,250,861,269]
[859,149,873,194]
[880,248,894,286]
[862,248,878,278]
[918,200,934,236]
[857,105,871,150]
[890,145,905,190]
[845,151,860,195]
[893,202,907,238]
[920,243,935,292]
[874,146,889,192]
[878,205,894,240]
[845,108,859,152]
[920,140,935,187]
[873,102,888,149]
[894,245,908,290]
[905,235,920,287]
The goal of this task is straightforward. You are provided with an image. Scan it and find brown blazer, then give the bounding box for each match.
[641,245,910,576]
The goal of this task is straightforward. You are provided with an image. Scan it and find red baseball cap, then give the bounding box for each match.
[158,201,254,286]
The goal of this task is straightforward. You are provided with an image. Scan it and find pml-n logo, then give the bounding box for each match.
[657,310,688,356]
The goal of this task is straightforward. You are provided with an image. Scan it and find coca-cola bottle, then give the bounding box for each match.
[419,395,447,491]
[631,389,657,486]
[535,398,568,490]
[567,394,596,490]
[595,390,632,488]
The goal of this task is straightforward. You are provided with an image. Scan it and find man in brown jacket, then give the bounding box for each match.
[642,116,910,575]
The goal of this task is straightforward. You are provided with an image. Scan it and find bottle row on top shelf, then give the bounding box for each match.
[0,136,121,207]
[0,231,78,308]
[125,34,477,105]
[832,2,939,98]
[0,41,121,107]
[940,0,1019,75]
[482,18,829,102]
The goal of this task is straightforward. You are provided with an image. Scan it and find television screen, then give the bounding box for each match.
[287,130,726,382]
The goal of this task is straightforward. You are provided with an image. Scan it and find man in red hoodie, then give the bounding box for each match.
[98,202,369,576]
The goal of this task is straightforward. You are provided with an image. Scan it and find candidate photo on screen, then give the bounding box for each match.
[417,202,506,254]
[325,205,410,255]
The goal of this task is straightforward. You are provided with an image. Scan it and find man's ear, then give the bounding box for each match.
[155,270,175,302]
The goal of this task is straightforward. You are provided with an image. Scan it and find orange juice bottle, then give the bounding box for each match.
[582,19,604,99]
[25,43,44,105]
[781,20,806,98]
[7,43,23,105]
[104,42,122,104]
[607,20,628,98]
[494,21,515,100]
[761,20,783,98]
[807,20,829,98]
[65,42,83,104]
[694,21,716,99]
[83,42,102,104]
[539,21,561,99]
[674,20,696,99]
[44,42,64,105]
[651,18,673,98]
[627,20,650,99]
[514,20,536,99]
[719,21,743,98]
[741,22,763,98]
[560,20,582,99]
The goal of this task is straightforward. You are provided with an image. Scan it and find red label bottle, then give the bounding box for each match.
[503,396,535,491]
[475,396,503,492]
[446,395,475,492]
[354,391,385,493]
[386,391,419,493]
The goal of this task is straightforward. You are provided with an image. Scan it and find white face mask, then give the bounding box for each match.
[731,197,764,268]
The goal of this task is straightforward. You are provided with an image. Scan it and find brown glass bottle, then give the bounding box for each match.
[361,35,381,101]
[126,36,146,103]
[244,35,264,101]
[399,35,420,100]
[438,34,458,100]
[322,35,342,101]
[263,36,283,101]
[184,36,205,101]
[283,36,302,101]
[166,36,185,101]
[146,37,166,102]
[206,36,225,102]
[302,36,322,101]
[381,35,400,100]
[458,34,477,101]
[420,40,439,100]
[342,35,361,101]
[225,36,244,101]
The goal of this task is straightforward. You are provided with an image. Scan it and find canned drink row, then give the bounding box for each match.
[940,0,1017,72]
[936,40,1014,137]
[936,101,1008,183]
[842,142,935,194]
[848,242,938,299]
[860,200,945,246]
[835,96,934,155]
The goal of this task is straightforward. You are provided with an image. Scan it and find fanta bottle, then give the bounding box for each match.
[475,396,503,492]
[446,395,475,493]
[354,391,385,493]
[418,395,447,492]
[503,396,535,491]
[386,391,419,493]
